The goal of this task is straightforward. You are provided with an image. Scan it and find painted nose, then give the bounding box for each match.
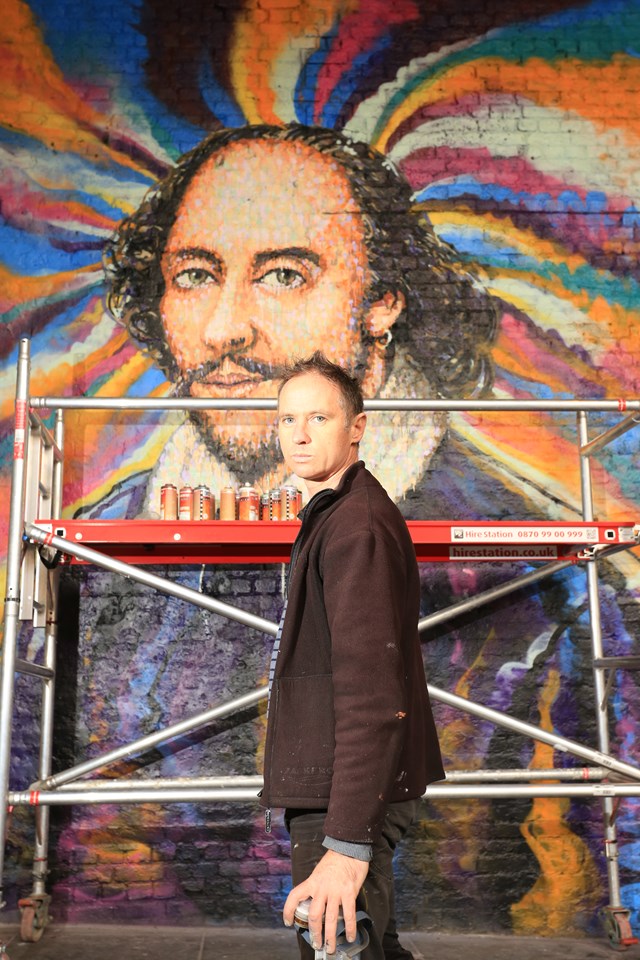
[202,278,256,354]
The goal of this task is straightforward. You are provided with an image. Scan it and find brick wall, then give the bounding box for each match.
[2,0,640,940]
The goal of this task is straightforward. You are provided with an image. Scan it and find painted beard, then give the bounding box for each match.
[169,356,277,481]
[187,407,282,484]
[171,337,373,483]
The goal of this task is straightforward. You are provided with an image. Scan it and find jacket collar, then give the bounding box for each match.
[299,460,365,522]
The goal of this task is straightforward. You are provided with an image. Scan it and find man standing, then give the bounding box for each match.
[262,352,444,959]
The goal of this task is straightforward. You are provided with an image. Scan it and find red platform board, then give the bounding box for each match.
[33,519,640,565]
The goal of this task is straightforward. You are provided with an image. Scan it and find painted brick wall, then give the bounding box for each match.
[1,0,640,942]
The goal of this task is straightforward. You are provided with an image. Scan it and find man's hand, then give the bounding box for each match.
[283,849,369,954]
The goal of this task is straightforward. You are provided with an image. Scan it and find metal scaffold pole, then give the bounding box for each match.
[577,412,637,947]
[0,340,31,913]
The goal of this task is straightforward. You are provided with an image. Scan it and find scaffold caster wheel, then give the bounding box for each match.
[18,894,50,943]
[601,906,639,951]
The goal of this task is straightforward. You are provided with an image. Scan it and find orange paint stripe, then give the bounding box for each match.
[0,262,101,313]
[456,409,637,525]
[511,670,600,935]
[230,0,345,122]
[377,54,640,151]
[0,0,152,176]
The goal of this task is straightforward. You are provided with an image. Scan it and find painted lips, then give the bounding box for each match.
[192,378,263,398]
[190,359,265,396]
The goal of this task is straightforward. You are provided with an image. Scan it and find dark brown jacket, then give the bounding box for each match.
[261,461,444,843]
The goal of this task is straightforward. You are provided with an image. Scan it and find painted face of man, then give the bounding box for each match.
[278,372,366,495]
[159,138,402,476]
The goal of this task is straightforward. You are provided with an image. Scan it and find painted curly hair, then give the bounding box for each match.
[103,123,498,398]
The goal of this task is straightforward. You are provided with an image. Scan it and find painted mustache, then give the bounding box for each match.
[178,356,283,392]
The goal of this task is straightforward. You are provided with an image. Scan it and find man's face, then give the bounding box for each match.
[277,372,366,495]
[159,139,372,475]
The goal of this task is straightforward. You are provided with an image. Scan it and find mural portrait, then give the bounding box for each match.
[92,123,495,516]
[1,0,640,941]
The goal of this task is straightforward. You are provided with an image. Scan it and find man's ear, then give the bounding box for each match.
[362,290,406,340]
[351,412,367,444]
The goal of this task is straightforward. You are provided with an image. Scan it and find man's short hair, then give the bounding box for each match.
[104,123,497,399]
[278,352,364,422]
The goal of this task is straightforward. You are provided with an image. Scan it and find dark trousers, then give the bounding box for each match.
[286,799,419,960]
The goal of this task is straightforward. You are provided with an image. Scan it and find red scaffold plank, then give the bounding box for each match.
[33,519,640,565]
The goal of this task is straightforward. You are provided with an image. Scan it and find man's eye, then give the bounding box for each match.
[312,415,326,423]
[173,268,216,289]
[258,267,305,290]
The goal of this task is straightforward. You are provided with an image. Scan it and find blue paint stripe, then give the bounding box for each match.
[294,20,341,125]
[0,219,103,274]
[127,365,168,397]
[0,128,154,192]
[27,0,206,159]
[2,282,103,330]
[415,181,610,216]
[198,57,246,128]
[320,34,392,129]
[433,223,640,310]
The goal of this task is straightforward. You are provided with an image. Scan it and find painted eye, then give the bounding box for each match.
[258,267,305,290]
[173,268,216,289]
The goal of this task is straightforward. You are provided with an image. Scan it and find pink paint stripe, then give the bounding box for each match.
[314,0,419,121]
[400,145,584,198]
[399,146,635,255]
[70,340,140,396]
[0,181,116,232]
[387,92,517,153]
[499,311,640,402]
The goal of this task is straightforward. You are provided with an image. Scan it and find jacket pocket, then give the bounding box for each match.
[269,674,335,796]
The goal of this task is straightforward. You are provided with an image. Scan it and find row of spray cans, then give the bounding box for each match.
[160,484,303,522]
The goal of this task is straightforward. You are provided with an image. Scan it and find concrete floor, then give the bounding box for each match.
[1,923,639,960]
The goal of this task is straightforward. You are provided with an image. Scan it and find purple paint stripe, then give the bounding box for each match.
[400,145,582,199]
[399,146,638,266]
[497,311,611,396]
[387,92,514,153]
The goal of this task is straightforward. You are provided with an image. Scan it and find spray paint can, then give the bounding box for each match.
[193,485,214,520]
[160,484,178,521]
[219,486,237,521]
[269,488,282,522]
[238,485,260,521]
[178,485,194,521]
[281,485,299,521]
